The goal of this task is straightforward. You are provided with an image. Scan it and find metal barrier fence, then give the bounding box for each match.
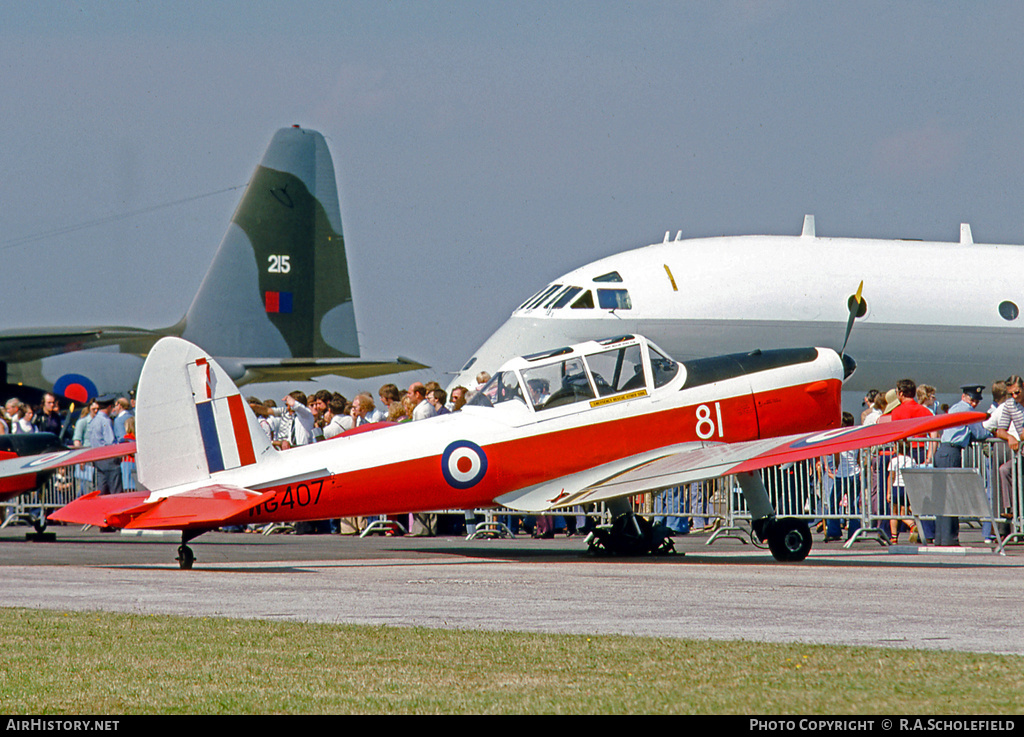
[3,439,1020,552]
[636,436,1022,552]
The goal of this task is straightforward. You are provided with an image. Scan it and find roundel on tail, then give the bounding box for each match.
[441,440,488,489]
[53,374,98,404]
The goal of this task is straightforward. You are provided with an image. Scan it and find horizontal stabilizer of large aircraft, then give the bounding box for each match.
[219,355,429,385]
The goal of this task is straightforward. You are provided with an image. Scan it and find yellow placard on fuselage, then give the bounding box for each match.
[589,389,648,408]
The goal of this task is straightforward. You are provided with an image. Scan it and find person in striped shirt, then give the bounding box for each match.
[997,375,1024,518]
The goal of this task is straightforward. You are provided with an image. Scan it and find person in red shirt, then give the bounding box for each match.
[889,377,936,463]
[887,378,938,542]
[890,379,933,422]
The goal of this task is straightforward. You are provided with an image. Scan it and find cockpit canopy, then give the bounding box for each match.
[467,335,678,412]
[515,281,632,314]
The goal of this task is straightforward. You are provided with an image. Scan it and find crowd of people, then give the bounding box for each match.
[0,392,136,445]
[817,375,1024,547]
[243,377,478,452]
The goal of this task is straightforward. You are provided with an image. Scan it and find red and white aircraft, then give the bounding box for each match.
[0,334,980,568]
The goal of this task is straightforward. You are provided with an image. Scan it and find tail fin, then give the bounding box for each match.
[136,337,273,491]
[176,126,359,359]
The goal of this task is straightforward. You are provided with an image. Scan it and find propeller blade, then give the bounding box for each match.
[841,281,864,356]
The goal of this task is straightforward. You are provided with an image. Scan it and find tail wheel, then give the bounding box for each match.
[177,545,195,570]
[767,518,812,562]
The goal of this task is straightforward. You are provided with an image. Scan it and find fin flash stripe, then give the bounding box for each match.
[265,291,293,313]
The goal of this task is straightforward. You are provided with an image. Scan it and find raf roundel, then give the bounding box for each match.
[441,440,488,489]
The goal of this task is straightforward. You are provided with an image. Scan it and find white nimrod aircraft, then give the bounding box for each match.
[450,216,1023,396]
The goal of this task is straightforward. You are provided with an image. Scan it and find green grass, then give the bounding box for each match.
[0,607,1021,714]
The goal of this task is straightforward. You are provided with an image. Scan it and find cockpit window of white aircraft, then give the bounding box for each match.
[585,345,646,396]
[517,288,546,310]
[466,370,525,408]
[597,289,632,310]
[593,271,623,282]
[551,286,583,309]
[648,346,679,388]
[541,285,577,309]
[570,290,594,309]
[522,357,595,411]
[524,284,563,310]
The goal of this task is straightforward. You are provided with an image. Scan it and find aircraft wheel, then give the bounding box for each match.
[608,513,654,555]
[32,513,47,535]
[767,518,812,562]
[177,545,195,570]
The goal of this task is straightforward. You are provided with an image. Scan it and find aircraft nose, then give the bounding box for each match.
[842,353,857,380]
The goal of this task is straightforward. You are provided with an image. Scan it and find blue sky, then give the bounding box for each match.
[3,1,1024,391]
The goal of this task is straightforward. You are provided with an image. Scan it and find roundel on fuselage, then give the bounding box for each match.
[441,440,488,489]
[52,374,99,404]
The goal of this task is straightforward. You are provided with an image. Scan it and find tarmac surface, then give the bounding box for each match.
[1,521,1022,656]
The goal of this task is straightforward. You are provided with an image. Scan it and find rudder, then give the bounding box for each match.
[135,337,274,491]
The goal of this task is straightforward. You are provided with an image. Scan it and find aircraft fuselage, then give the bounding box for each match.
[450,228,1024,395]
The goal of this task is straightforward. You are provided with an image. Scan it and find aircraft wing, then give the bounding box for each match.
[0,327,162,363]
[216,356,428,384]
[496,412,987,512]
[0,441,138,504]
[49,484,272,531]
[0,442,136,479]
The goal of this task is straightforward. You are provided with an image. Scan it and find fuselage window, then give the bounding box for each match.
[597,288,632,310]
[523,358,595,411]
[999,300,1019,321]
[585,344,647,396]
[570,290,594,309]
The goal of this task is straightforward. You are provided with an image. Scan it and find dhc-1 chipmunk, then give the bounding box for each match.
[0,332,980,568]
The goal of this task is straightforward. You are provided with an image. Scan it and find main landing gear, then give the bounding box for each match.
[737,471,813,562]
[753,516,813,562]
[26,511,57,543]
[585,499,676,556]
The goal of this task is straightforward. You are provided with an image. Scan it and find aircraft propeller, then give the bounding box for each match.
[839,281,863,379]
